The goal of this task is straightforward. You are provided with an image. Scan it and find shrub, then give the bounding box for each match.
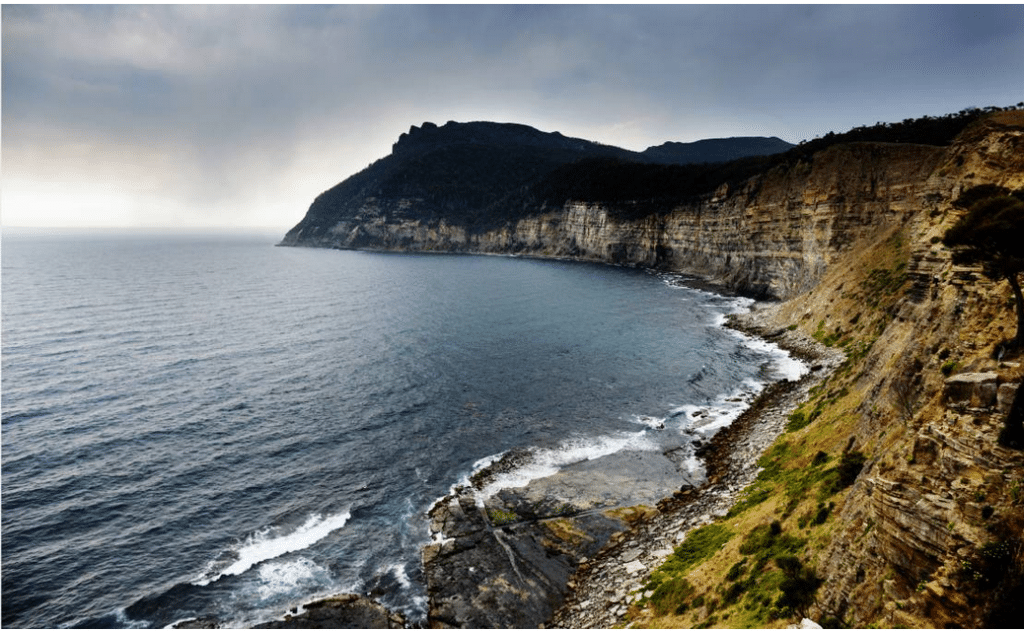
[813,501,835,525]
[775,556,823,617]
[825,450,867,494]
[647,576,695,616]
[943,186,1024,347]
[723,581,747,605]
[725,560,748,582]
[786,410,810,432]
[739,523,805,559]
[669,524,734,572]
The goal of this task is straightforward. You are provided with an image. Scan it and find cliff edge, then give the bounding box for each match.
[573,110,1024,629]
[282,109,1024,628]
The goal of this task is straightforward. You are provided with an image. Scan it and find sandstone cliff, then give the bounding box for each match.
[617,110,1024,629]
[284,110,1024,628]
[280,133,959,300]
[778,110,1024,628]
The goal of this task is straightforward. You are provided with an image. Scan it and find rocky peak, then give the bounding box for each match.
[390,120,613,156]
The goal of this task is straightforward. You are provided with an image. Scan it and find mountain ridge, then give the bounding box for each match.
[282,121,795,244]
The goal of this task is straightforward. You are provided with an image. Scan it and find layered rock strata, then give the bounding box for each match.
[277,112,1024,628]
[282,141,945,300]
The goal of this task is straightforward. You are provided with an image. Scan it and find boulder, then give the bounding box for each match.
[943,372,999,409]
[997,382,1020,414]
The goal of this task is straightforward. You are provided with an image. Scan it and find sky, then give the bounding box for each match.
[3,4,1024,232]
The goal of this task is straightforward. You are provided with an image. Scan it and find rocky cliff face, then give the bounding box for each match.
[281,140,952,300]
[283,111,1024,628]
[731,111,1024,628]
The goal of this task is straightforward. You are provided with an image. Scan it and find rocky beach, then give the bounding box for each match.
[186,303,839,630]
[419,304,843,628]
[551,308,844,628]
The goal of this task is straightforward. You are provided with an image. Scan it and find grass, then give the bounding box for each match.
[630,227,913,628]
[487,508,519,526]
[642,524,734,616]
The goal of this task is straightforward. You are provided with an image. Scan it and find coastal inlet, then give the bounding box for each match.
[2,234,801,628]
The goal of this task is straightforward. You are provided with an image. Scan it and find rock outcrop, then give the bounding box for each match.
[253,594,406,629]
[280,130,971,300]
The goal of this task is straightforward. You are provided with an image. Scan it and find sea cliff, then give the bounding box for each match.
[281,110,1024,628]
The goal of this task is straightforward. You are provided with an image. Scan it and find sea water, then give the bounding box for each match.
[1,230,803,628]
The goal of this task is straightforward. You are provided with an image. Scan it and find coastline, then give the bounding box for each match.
[223,294,840,630]
[550,305,844,628]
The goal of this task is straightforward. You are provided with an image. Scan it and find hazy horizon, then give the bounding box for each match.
[4,4,1023,231]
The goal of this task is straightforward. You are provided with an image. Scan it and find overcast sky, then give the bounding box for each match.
[3,4,1023,231]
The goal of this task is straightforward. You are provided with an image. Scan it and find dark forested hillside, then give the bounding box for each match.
[284,106,1022,243]
[640,136,794,165]
[283,121,795,241]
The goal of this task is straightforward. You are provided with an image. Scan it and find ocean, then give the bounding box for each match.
[1,230,803,628]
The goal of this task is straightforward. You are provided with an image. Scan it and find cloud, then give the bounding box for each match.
[3,4,1023,229]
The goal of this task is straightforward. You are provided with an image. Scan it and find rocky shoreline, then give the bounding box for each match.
[416,303,843,629]
[550,307,844,627]
[173,303,840,630]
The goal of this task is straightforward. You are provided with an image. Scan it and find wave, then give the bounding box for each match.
[254,557,333,601]
[739,334,808,381]
[193,511,351,586]
[470,431,661,503]
[672,380,763,434]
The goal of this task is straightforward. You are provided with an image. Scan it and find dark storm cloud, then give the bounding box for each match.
[3,4,1022,228]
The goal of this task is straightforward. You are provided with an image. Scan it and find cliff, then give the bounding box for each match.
[775,111,1024,628]
[281,121,793,246]
[606,110,1024,629]
[283,109,1024,628]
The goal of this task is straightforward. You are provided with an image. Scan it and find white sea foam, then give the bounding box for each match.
[194,511,350,586]
[386,562,413,590]
[254,557,331,601]
[475,431,659,502]
[112,608,150,629]
[746,336,809,382]
[672,382,763,435]
[631,414,666,429]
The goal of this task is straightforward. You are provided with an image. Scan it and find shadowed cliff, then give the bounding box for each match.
[281,120,793,244]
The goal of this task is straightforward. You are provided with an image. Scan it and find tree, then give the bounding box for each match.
[943,187,1024,348]
[774,555,822,618]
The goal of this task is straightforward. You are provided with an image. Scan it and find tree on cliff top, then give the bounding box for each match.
[943,186,1024,348]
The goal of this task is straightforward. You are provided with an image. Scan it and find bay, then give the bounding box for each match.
[1,230,797,628]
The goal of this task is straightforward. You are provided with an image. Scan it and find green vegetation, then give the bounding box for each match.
[487,508,519,526]
[812,320,845,347]
[775,555,823,618]
[641,518,824,626]
[664,524,735,573]
[726,439,863,527]
[786,410,809,432]
[861,262,909,310]
[828,450,867,494]
[643,524,734,616]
